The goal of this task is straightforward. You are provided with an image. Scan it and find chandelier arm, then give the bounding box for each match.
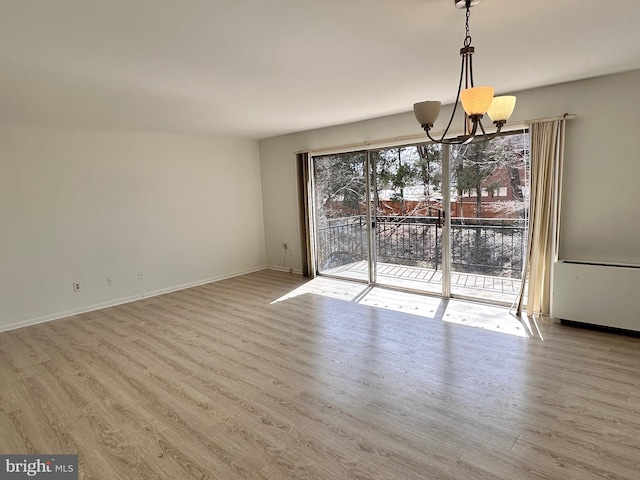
[478,118,493,142]
[425,126,466,145]
[461,134,475,145]
[428,129,470,145]
[443,137,466,145]
[461,116,480,145]
[485,120,504,141]
[425,128,441,144]
[468,121,505,144]
[468,48,474,88]
[478,118,487,136]
[438,51,468,143]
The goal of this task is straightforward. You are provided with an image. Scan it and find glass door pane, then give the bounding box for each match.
[371,144,443,294]
[313,151,369,282]
[449,132,529,304]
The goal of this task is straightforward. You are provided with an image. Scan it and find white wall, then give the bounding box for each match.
[0,126,266,331]
[259,69,640,271]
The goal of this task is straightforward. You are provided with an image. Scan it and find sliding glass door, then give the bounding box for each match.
[449,133,529,303]
[313,151,370,282]
[310,131,529,305]
[370,144,443,294]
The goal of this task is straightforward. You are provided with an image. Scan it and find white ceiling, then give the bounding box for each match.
[2,0,640,139]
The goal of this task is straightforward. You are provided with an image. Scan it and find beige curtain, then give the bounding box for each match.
[296,152,316,277]
[516,119,566,316]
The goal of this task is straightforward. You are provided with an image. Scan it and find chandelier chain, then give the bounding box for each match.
[464,4,472,47]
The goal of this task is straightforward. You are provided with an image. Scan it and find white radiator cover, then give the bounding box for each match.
[552,260,640,332]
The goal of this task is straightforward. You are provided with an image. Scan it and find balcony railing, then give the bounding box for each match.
[318,215,526,279]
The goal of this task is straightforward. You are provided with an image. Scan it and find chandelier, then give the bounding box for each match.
[413,0,516,145]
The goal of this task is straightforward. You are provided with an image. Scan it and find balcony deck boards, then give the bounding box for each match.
[323,260,524,304]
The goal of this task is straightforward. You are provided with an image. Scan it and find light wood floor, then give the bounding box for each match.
[1,269,639,479]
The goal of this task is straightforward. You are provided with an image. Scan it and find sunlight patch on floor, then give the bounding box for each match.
[272,276,530,338]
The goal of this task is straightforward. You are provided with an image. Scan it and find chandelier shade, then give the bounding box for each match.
[413,0,516,145]
[413,101,442,127]
[460,86,494,116]
[487,95,517,123]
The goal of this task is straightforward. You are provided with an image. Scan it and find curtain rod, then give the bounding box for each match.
[297,113,576,155]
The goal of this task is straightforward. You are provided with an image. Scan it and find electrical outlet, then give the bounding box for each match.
[107,276,115,286]
[282,242,288,250]
[137,271,144,280]
[73,281,82,292]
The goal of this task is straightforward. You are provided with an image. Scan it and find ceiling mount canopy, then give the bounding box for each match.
[413,0,516,145]
[454,0,480,7]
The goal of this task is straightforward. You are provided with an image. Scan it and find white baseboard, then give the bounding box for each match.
[0,294,143,334]
[266,265,303,275]
[141,265,268,298]
[0,265,269,334]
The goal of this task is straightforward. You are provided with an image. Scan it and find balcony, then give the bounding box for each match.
[318,215,526,304]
